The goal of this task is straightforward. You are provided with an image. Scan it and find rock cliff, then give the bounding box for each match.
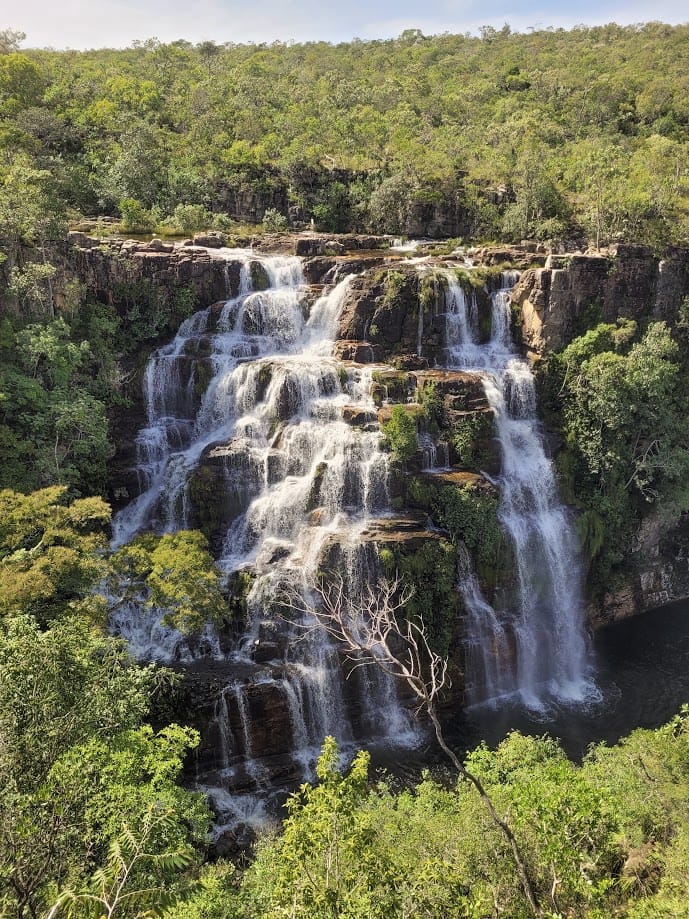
[56,231,689,634]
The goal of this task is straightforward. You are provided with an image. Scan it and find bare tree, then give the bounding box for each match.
[292,573,543,918]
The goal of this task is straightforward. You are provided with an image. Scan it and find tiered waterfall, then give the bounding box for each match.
[111,252,413,829]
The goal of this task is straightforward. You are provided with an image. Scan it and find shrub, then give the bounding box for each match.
[118,198,155,233]
[262,208,288,232]
[382,405,418,463]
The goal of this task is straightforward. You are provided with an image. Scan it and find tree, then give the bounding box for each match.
[244,738,402,918]
[0,53,44,115]
[0,615,150,917]
[48,806,196,919]
[0,486,110,624]
[0,28,25,54]
[293,574,543,917]
[109,530,228,634]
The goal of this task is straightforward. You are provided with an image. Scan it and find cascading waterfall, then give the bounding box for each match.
[111,249,415,828]
[444,272,595,710]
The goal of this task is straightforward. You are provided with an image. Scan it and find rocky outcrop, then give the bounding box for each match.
[336,266,452,363]
[467,243,548,269]
[60,233,241,311]
[514,244,689,353]
[590,512,689,628]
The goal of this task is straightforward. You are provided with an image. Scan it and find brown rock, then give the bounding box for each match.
[341,405,377,426]
[332,340,385,363]
[192,233,226,248]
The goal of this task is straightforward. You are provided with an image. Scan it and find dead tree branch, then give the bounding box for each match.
[290,572,543,918]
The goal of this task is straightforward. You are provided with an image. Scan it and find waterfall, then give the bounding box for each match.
[444,272,595,710]
[111,250,415,814]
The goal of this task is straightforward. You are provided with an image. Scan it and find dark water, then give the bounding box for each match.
[450,599,689,759]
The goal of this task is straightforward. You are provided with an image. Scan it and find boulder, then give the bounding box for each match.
[332,340,385,363]
[192,232,227,248]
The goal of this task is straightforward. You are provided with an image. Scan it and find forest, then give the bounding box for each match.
[1,22,689,244]
[4,20,689,919]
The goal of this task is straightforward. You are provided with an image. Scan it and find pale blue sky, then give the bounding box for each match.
[3,0,688,50]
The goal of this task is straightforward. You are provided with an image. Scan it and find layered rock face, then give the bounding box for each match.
[56,228,689,841]
[59,231,689,636]
[513,244,689,353]
[56,230,689,637]
[510,242,689,626]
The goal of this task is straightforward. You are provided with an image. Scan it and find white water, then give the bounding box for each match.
[444,272,595,711]
[111,251,416,815]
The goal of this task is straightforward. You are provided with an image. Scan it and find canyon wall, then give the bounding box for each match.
[53,232,689,632]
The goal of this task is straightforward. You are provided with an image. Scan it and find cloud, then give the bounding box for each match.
[11,0,689,50]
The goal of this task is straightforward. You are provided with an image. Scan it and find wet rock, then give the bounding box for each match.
[303,256,337,284]
[341,405,377,426]
[187,441,265,551]
[332,340,385,363]
[250,260,270,290]
[390,354,430,371]
[371,368,416,402]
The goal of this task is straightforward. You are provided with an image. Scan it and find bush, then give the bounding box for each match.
[262,207,288,232]
[382,405,418,463]
[118,198,155,233]
[172,203,209,234]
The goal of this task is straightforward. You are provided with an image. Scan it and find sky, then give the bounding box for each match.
[2,0,688,50]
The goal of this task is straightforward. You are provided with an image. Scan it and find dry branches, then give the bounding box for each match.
[291,572,543,918]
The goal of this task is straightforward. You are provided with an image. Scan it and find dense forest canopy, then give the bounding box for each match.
[1,21,689,243]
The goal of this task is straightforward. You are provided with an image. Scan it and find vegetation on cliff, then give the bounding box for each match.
[539,316,689,591]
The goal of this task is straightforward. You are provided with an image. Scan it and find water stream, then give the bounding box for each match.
[443,273,596,711]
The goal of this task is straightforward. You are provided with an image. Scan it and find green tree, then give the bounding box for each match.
[109,530,227,633]
[0,53,44,115]
[243,738,402,918]
[382,404,418,464]
[0,486,110,624]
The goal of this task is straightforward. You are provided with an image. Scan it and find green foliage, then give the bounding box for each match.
[0,486,110,624]
[118,197,156,233]
[418,270,448,313]
[2,26,689,243]
[171,202,210,233]
[49,805,197,919]
[0,316,113,494]
[237,721,689,919]
[383,269,407,305]
[381,404,418,463]
[544,319,689,587]
[111,277,199,345]
[368,172,414,234]
[407,478,502,579]
[417,380,444,433]
[388,538,459,655]
[451,411,495,469]
[242,737,403,918]
[165,861,241,919]
[0,614,166,918]
[261,207,288,232]
[110,530,227,633]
